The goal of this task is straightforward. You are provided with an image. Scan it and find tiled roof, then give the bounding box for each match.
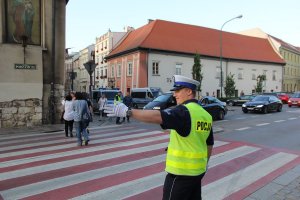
[270,35,300,54]
[108,20,285,64]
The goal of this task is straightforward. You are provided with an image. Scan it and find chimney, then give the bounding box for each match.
[148,19,154,24]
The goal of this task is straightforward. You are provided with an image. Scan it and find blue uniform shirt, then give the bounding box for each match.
[160,99,214,146]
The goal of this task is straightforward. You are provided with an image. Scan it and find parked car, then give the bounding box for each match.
[144,94,227,120]
[226,95,256,106]
[288,92,300,107]
[143,92,176,110]
[131,87,162,109]
[199,96,228,120]
[242,95,282,114]
[275,92,290,104]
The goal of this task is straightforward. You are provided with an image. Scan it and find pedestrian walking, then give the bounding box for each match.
[83,92,93,135]
[114,91,123,124]
[122,91,133,122]
[63,94,74,137]
[73,92,90,146]
[107,75,214,200]
[98,94,107,121]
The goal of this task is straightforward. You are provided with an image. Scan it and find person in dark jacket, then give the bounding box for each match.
[122,91,133,122]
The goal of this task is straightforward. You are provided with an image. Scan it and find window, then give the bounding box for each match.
[216,66,221,79]
[272,70,276,81]
[111,65,115,77]
[175,63,182,75]
[263,70,267,76]
[238,68,243,79]
[152,61,159,75]
[117,64,121,77]
[127,62,133,76]
[252,69,256,80]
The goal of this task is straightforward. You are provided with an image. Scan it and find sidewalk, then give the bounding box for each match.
[1,119,299,199]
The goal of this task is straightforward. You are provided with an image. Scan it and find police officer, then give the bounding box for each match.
[109,75,214,200]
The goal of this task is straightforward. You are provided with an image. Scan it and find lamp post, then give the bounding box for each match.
[219,14,242,98]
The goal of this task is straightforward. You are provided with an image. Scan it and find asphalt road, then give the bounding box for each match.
[215,104,300,151]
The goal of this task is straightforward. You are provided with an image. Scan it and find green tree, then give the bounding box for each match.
[224,73,236,97]
[255,74,266,93]
[192,53,203,98]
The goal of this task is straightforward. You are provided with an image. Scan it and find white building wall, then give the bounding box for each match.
[226,61,283,94]
[147,52,283,96]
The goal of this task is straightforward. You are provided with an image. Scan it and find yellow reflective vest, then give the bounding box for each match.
[166,102,212,176]
[114,95,122,105]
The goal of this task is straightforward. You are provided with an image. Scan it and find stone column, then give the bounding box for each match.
[42,0,66,124]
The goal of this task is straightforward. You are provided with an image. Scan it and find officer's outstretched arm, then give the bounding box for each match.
[131,109,162,124]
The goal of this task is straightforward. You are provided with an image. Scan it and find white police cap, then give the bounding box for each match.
[170,75,200,91]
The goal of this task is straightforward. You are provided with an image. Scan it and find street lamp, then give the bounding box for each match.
[219,14,243,98]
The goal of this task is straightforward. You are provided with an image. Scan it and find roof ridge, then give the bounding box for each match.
[139,20,158,47]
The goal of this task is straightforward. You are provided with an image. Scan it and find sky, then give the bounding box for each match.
[66,0,300,52]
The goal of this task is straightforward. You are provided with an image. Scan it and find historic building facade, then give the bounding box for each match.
[106,20,285,97]
[0,0,68,128]
[240,28,300,92]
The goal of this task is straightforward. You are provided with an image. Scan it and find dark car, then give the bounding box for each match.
[144,94,227,120]
[226,95,256,106]
[242,95,282,114]
[143,92,176,110]
[199,96,228,120]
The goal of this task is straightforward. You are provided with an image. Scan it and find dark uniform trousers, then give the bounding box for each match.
[163,173,205,200]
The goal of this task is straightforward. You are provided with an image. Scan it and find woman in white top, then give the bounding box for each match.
[98,94,107,120]
[63,94,75,137]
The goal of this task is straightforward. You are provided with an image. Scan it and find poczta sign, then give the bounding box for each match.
[15,64,37,70]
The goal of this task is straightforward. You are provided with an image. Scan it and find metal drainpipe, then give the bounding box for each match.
[50,0,56,124]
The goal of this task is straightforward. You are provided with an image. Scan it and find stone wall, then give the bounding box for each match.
[0,98,42,128]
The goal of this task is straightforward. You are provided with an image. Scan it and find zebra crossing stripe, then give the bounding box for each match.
[0,125,299,200]
[202,152,298,200]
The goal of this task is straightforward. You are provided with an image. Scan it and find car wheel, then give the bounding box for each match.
[262,106,268,114]
[218,110,225,120]
[277,105,282,112]
[288,105,291,107]
[228,101,234,106]
[242,108,248,113]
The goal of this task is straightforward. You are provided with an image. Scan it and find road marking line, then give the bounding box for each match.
[256,123,270,126]
[235,127,251,131]
[288,118,297,120]
[274,120,285,123]
[235,117,246,120]
[202,152,298,200]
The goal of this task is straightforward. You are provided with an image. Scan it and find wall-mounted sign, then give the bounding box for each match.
[15,64,37,70]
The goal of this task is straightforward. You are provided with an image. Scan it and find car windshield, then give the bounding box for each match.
[252,96,269,101]
[153,94,172,102]
[291,93,300,98]
[102,91,118,100]
[131,92,146,98]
